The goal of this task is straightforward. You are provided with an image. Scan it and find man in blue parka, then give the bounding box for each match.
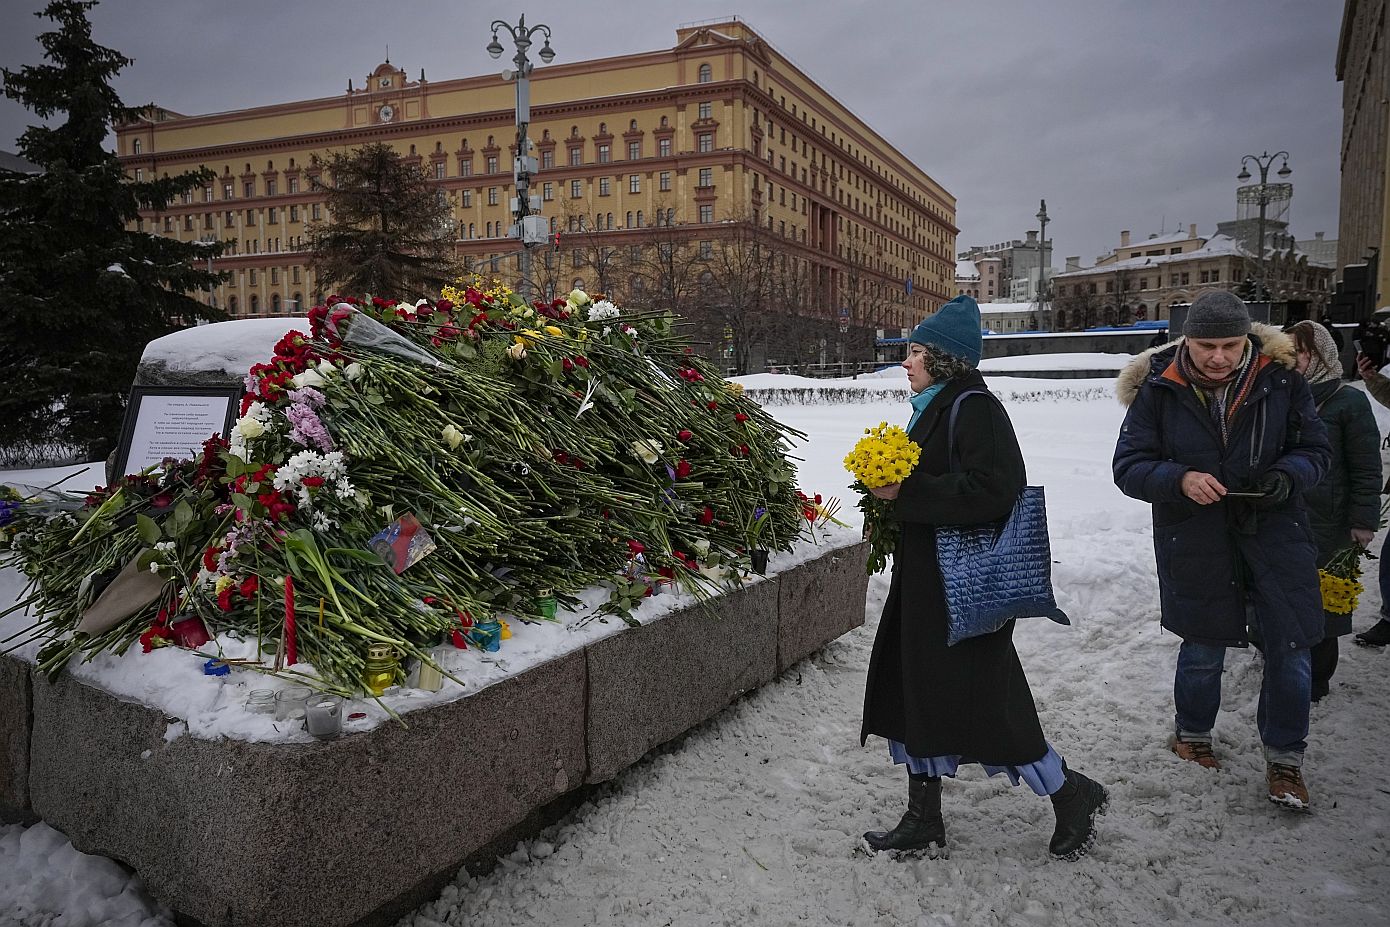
[1113,292,1331,811]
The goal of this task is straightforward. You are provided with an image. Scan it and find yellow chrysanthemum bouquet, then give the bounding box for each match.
[843,423,923,573]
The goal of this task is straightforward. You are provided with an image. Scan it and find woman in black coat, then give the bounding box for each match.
[1288,321,1381,699]
[860,295,1107,861]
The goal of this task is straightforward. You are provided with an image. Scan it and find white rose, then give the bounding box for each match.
[316,358,337,378]
[442,423,466,450]
[567,288,592,307]
[507,342,528,360]
[631,439,662,465]
[292,368,326,389]
[692,539,711,557]
[234,416,265,440]
[344,362,364,381]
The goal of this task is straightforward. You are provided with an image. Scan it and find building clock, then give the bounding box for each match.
[377,104,395,123]
[379,76,392,88]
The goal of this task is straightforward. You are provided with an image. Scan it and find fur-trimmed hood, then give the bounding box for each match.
[1115,321,1296,407]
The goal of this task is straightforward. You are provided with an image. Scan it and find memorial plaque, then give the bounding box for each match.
[113,386,241,478]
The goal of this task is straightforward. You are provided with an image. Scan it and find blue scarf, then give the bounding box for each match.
[907,380,948,433]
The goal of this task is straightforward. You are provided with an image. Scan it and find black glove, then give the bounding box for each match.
[1255,470,1293,506]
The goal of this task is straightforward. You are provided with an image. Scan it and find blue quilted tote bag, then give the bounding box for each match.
[936,390,1070,646]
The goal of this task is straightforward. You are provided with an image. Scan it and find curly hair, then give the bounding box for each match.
[921,345,976,382]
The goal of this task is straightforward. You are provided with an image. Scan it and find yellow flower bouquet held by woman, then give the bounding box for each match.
[844,423,923,573]
[1319,545,1367,615]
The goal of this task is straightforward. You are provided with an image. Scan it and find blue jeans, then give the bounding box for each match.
[1173,639,1311,766]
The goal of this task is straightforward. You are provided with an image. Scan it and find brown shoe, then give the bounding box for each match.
[1172,738,1221,770]
[1267,763,1310,811]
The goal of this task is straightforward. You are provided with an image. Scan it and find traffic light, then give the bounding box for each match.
[552,229,561,251]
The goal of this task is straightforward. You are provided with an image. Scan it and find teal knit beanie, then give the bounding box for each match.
[908,295,982,365]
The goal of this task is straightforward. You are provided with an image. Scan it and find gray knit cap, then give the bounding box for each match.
[1183,291,1251,339]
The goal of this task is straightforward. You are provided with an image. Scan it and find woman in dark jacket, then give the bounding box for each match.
[860,294,1107,861]
[1288,321,1381,699]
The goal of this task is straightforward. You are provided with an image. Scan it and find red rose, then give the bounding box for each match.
[699,506,714,525]
[707,402,719,411]
[734,413,749,423]
[239,575,259,597]
[675,460,693,479]
[677,429,693,442]
[301,476,326,488]
[575,356,590,368]
[627,540,646,556]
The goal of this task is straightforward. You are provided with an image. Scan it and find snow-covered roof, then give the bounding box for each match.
[956,260,979,279]
[1054,234,1253,278]
[977,301,1036,315]
[1118,230,1195,251]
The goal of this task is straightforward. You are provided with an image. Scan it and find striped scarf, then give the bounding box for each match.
[1176,338,1258,446]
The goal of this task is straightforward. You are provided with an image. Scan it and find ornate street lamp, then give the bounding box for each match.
[487,16,556,301]
[1237,150,1291,302]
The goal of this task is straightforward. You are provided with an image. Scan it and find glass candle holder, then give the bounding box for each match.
[274,685,311,722]
[246,689,276,714]
[467,619,502,652]
[304,695,343,738]
[535,588,557,620]
[414,661,443,692]
[362,643,399,696]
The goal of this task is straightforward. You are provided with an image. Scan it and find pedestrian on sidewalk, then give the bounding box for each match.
[860,294,1108,861]
[1287,321,1380,698]
[1113,291,1331,811]
[1353,348,1390,649]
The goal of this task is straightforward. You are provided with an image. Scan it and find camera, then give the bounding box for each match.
[1353,320,1390,370]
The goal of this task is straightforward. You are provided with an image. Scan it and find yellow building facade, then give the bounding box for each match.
[117,20,956,333]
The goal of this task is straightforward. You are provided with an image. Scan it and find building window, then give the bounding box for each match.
[658,138,671,158]
[287,177,299,194]
[203,186,213,203]
[249,269,259,286]
[289,205,299,222]
[625,211,633,227]
[311,204,321,221]
[271,268,280,285]
[486,155,499,174]
[569,147,582,166]
[542,182,553,201]
[636,210,643,227]
[223,182,234,200]
[597,144,611,164]
[163,217,172,232]
[460,160,473,176]
[267,207,279,224]
[266,179,277,196]
[225,210,234,226]
[629,175,641,194]
[1139,277,1148,290]
[461,190,472,207]
[132,138,142,154]
[570,179,582,198]
[488,187,498,205]
[1180,272,1190,285]
[627,140,641,160]
[203,213,213,229]
[659,171,671,192]
[434,162,445,179]
[599,177,611,196]
[244,181,254,198]
[698,167,713,187]
[292,266,301,284]
[699,204,713,223]
[183,215,194,231]
[698,102,712,120]
[698,133,714,153]
[541,149,554,169]
[250,294,259,313]
[697,63,712,83]
[700,240,713,258]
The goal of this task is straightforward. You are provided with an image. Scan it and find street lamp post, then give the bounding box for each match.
[487,15,556,303]
[1237,150,1291,302]
[1035,199,1050,330]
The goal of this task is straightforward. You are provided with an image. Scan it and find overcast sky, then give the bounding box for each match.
[0,0,1344,268]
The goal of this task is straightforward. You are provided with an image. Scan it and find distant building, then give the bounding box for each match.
[957,232,1052,302]
[955,258,980,298]
[978,300,1038,334]
[1337,0,1388,309]
[1296,231,1338,269]
[113,19,956,332]
[1049,225,1333,329]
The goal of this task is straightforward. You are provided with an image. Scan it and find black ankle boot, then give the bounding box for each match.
[863,774,947,857]
[1048,767,1108,860]
[1355,618,1390,648]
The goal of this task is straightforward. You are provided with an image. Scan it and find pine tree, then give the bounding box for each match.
[0,0,223,465]
[307,142,458,297]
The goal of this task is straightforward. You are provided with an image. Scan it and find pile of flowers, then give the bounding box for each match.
[843,423,922,574]
[2,284,825,698]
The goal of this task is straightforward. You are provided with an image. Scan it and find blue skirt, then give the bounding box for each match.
[889,739,1066,796]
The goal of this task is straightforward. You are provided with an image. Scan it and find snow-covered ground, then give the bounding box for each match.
[4,378,1390,926]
